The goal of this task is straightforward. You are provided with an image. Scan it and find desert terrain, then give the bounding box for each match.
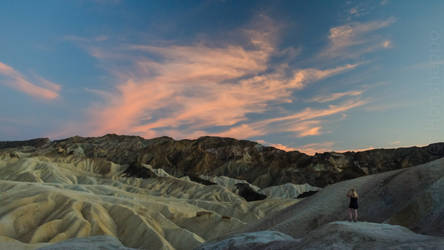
[0,135,443,249]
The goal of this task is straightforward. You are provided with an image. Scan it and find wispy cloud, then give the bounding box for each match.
[319,18,395,59]
[216,99,367,139]
[0,61,61,100]
[61,16,363,140]
[53,15,368,140]
[309,90,363,103]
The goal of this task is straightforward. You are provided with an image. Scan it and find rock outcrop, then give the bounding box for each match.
[1,134,444,188]
[261,183,321,199]
[243,157,444,238]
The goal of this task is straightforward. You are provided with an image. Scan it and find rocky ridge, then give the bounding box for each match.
[1,134,443,188]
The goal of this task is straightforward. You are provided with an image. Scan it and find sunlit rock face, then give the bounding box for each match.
[3,134,444,188]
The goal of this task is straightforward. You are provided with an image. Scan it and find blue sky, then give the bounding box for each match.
[0,0,443,154]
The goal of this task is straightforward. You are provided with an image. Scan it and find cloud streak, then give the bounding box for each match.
[309,90,363,103]
[75,17,363,140]
[320,18,395,59]
[216,99,367,139]
[54,16,368,141]
[0,61,61,100]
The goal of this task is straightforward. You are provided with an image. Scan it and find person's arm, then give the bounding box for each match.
[346,190,351,197]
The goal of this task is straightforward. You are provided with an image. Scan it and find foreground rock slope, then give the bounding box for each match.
[197,222,444,250]
[244,157,444,238]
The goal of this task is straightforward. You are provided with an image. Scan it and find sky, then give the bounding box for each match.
[0,0,443,155]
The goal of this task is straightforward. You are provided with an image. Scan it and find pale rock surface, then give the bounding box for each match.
[199,175,261,192]
[199,175,322,199]
[141,164,171,178]
[0,153,297,250]
[260,183,321,199]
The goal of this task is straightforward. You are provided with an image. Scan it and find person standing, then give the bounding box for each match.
[347,188,359,222]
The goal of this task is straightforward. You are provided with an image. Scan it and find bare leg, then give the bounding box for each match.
[353,209,358,222]
[348,208,353,221]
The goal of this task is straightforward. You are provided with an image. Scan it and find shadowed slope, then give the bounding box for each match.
[243,157,444,238]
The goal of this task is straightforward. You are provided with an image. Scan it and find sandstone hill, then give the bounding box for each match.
[0,149,297,250]
[1,134,443,188]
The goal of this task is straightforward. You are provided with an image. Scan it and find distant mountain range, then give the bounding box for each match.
[1,134,444,187]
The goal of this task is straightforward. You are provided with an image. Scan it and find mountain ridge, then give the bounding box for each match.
[1,134,443,188]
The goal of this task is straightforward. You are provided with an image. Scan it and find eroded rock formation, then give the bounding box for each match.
[1,134,443,188]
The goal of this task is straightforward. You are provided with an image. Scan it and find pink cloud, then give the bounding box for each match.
[53,16,365,140]
[84,58,363,138]
[83,25,361,139]
[254,99,367,125]
[298,127,322,137]
[0,61,61,100]
[270,143,298,152]
[215,99,366,139]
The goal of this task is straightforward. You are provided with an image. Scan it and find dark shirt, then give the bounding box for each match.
[349,196,359,209]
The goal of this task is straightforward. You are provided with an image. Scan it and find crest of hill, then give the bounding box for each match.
[1,134,444,188]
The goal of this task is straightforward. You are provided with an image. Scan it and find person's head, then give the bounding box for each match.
[350,188,358,197]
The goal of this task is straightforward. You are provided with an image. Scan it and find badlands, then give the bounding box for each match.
[0,134,443,249]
